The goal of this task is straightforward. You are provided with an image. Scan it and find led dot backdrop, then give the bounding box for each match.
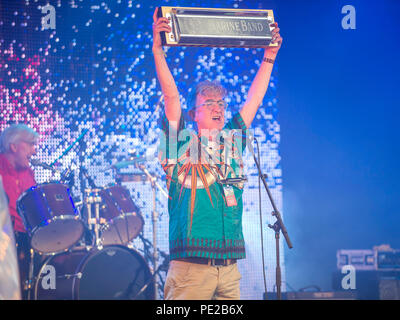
[0,0,285,299]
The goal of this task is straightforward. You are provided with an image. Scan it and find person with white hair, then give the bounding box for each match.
[0,124,38,299]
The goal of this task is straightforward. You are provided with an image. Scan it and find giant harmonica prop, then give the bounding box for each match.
[158,6,278,48]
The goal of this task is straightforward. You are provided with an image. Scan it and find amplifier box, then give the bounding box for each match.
[337,249,376,271]
[377,250,400,271]
[332,270,400,300]
[337,247,400,271]
[379,279,400,300]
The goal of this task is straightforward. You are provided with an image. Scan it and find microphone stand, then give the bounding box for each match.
[135,163,168,300]
[246,133,293,300]
[50,129,89,167]
[134,234,169,300]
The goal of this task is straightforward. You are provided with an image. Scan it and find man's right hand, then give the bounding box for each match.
[152,8,172,54]
[152,8,181,125]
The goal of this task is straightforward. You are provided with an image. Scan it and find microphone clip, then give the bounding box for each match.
[218,176,248,185]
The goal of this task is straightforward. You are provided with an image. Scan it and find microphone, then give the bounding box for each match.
[30,159,58,172]
[81,167,97,188]
[60,167,75,188]
[60,167,72,180]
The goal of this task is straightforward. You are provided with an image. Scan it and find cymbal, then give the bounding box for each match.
[116,173,147,183]
[102,156,147,171]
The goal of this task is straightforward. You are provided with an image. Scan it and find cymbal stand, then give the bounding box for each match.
[151,176,159,300]
[136,164,169,198]
[132,252,169,300]
[84,188,103,249]
[136,164,166,300]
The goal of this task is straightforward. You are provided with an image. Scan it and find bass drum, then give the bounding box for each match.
[34,245,154,300]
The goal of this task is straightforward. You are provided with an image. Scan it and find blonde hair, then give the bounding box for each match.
[187,80,227,119]
[195,80,227,100]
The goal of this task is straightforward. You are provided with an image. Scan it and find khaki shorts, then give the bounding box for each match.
[164,260,241,300]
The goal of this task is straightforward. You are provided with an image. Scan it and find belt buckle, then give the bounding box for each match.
[210,258,227,267]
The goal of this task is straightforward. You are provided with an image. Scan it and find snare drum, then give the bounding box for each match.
[34,245,154,300]
[97,185,144,246]
[17,183,84,255]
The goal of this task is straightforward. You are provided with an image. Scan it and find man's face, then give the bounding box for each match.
[9,136,37,170]
[194,93,226,132]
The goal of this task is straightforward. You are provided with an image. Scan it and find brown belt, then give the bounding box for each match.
[176,257,237,267]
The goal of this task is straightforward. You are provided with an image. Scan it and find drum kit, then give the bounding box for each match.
[16,152,169,300]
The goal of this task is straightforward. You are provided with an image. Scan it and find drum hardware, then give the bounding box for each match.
[26,248,35,300]
[135,163,170,300]
[138,234,169,299]
[84,188,103,249]
[27,270,83,285]
[38,271,83,280]
[102,155,169,299]
[139,233,169,273]
[132,246,169,300]
[73,199,83,207]
[135,164,169,199]
[81,163,145,247]
[95,185,144,246]
[108,157,168,299]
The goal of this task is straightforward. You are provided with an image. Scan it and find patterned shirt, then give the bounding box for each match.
[159,113,248,260]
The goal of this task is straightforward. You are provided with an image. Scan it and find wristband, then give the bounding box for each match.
[263,57,275,64]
